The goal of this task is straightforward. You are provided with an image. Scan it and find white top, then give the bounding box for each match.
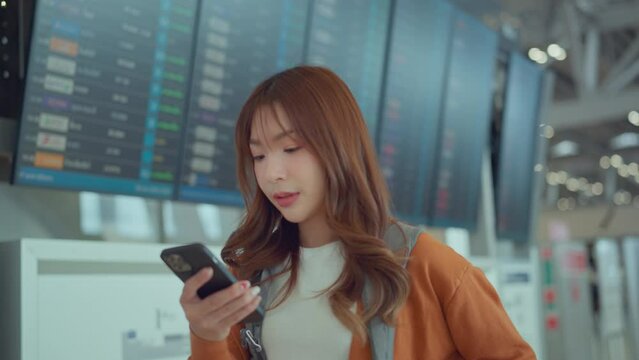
[262,241,353,360]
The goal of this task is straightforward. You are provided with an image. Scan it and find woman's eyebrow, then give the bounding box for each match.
[249,130,296,146]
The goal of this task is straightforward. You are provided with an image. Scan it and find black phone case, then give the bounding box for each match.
[160,243,264,323]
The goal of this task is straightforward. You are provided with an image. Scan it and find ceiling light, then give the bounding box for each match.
[557,197,574,211]
[629,111,639,126]
[555,49,567,61]
[579,183,590,192]
[610,132,639,150]
[600,156,611,169]
[557,198,567,211]
[556,171,568,184]
[528,47,549,64]
[583,187,594,197]
[542,125,555,139]
[551,141,579,158]
[547,44,566,60]
[591,182,603,196]
[566,178,580,192]
[610,154,623,168]
[618,166,630,178]
[535,52,548,64]
[528,48,543,61]
[613,191,632,205]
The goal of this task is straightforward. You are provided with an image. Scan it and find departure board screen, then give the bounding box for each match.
[305,0,391,136]
[12,0,505,213]
[496,53,543,243]
[14,0,197,198]
[177,0,309,205]
[428,10,498,229]
[378,0,453,224]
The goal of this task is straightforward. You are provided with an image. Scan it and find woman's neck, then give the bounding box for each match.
[297,212,335,248]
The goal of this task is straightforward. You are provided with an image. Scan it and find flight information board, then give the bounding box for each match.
[178,0,309,205]
[12,0,505,214]
[14,0,198,198]
[427,10,498,229]
[496,53,544,243]
[378,0,453,224]
[305,0,391,136]
[13,0,309,204]
[177,0,309,205]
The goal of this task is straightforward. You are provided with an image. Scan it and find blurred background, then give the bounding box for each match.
[0,0,637,359]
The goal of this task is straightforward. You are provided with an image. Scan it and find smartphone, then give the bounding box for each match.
[160,243,264,323]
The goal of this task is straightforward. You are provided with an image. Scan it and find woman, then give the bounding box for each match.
[180,66,535,359]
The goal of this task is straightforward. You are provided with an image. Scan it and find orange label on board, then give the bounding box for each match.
[50,37,79,57]
[34,152,64,169]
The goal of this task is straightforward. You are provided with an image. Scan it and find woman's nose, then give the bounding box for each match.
[265,156,287,182]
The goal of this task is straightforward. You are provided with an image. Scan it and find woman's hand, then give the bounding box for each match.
[180,267,262,342]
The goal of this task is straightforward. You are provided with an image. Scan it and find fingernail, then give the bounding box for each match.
[240,281,250,289]
[250,286,261,296]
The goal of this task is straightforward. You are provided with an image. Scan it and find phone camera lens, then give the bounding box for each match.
[166,254,192,272]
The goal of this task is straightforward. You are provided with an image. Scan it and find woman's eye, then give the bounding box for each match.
[252,155,265,161]
[284,147,301,154]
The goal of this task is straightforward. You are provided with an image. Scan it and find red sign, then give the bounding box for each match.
[545,313,560,330]
[543,288,557,304]
[561,250,588,274]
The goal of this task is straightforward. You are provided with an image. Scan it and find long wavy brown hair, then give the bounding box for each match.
[221,66,409,342]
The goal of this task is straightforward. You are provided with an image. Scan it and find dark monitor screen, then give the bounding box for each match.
[176,0,309,205]
[0,0,36,120]
[305,0,391,137]
[378,0,453,224]
[14,0,198,198]
[427,9,498,229]
[496,52,544,243]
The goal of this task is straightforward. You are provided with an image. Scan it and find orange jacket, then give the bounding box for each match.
[190,232,536,359]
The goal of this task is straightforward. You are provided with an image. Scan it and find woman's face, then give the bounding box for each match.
[249,104,327,226]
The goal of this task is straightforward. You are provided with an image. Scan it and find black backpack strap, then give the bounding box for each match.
[366,222,422,360]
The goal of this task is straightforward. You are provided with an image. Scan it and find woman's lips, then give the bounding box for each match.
[273,192,299,208]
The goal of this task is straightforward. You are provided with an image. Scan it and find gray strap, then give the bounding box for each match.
[383,222,421,266]
[364,281,396,360]
[241,326,264,359]
[242,262,287,360]
[366,222,422,360]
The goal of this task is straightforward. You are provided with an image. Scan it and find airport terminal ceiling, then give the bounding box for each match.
[454,0,639,209]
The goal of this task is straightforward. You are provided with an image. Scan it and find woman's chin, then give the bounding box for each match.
[278,209,306,224]
[280,214,301,224]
